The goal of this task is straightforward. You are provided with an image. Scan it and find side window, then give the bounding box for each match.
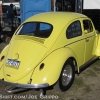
[66,21,82,39]
[83,20,93,33]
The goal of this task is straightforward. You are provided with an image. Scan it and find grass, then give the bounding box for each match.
[85,69,97,77]
[84,85,91,92]
[72,77,92,93]
[73,78,85,88]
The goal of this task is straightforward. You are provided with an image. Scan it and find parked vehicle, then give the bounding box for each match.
[0,3,20,43]
[0,12,100,95]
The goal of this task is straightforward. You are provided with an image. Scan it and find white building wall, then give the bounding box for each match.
[83,0,100,9]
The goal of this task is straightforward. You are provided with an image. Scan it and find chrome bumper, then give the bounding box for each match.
[0,80,49,89]
[0,79,49,94]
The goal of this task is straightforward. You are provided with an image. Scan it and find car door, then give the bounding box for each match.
[66,20,85,66]
[83,19,96,63]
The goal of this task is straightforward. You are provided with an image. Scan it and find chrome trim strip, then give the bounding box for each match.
[64,34,95,47]
[0,80,49,89]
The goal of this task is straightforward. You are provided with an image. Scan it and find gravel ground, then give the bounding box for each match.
[0,42,100,100]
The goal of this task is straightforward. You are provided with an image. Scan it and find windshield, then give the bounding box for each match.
[16,22,53,38]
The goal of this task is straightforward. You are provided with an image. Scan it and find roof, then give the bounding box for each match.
[25,12,88,24]
[25,12,88,33]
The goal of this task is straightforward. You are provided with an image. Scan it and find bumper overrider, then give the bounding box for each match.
[0,79,49,94]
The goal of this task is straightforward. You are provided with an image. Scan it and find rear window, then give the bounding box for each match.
[16,22,53,38]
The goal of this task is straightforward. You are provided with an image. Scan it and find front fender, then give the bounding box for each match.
[31,47,77,86]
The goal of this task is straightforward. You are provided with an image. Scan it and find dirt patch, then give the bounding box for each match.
[0,43,100,100]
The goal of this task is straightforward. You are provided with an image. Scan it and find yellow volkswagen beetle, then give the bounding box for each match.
[0,12,100,95]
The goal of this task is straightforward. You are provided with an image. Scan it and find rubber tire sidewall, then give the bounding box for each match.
[59,59,75,91]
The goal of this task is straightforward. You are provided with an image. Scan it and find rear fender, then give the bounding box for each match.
[31,47,78,86]
[0,45,9,79]
[0,45,9,67]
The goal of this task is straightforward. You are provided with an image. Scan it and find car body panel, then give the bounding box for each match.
[84,31,95,62]
[0,12,100,90]
[3,36,48,82]
[0,45,9,69]
[50,18,86,67]
[95,34,100,56]
[81,19,97,62]
[0,45,9,79]
[31,47,77,85]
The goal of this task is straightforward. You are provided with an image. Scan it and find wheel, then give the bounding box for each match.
[58,59,75,91]
[5,37,11,44]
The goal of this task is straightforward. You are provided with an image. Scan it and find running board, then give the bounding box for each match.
[79,57,98,73]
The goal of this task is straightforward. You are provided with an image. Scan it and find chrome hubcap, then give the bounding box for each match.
[62,65,72,86]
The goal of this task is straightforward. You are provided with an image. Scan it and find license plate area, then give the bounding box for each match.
[6,59,20,69]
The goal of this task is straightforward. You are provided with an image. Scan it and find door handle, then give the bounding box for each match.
[85,38,89,42]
